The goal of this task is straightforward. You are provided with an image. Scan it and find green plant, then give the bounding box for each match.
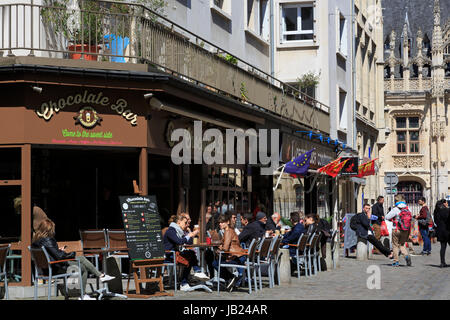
[297,70,321,95]
[240,82,249,101]
[224,54,238,65]
[280,217,293,228]
[41,0,166,45]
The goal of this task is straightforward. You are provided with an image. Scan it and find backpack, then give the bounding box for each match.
[350,214,360,231]
[397,207,412,231]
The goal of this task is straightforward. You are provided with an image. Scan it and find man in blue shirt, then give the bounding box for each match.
[282,212,307,256]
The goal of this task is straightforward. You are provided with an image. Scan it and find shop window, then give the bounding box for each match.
[0,148,21,180]
[280,3,314,42]
[395,116,420,154]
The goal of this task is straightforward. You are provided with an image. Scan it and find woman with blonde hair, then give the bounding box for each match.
[32,218,115,300]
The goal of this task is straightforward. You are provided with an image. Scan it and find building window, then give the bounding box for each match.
[397,181,423,205]
[338,12,347,56]
[280,3,314,42]
[338,89,347,130]
[246,0,269,40]
[395,116,420,154]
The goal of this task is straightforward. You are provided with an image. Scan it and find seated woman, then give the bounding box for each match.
[163,212,209,291]
[212,215,247,292]
[31,218,115,300]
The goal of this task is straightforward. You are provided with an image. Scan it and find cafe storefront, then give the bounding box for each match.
[275,133,337,219]
[0,60,268,287]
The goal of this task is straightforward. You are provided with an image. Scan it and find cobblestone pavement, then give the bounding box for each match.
[148,246,450,300]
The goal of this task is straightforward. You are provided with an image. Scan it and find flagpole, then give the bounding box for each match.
[273,164,286,191]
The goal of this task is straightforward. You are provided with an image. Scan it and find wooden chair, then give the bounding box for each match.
[270,236,282,286]
[290,234,309,279]
[28,246,83,300]
[79,229,107,270]
[305,232,316,277]
[0,244,10,300]
[105,229,128,276]
[330,230,338,269]
[162,250,177,292]
[255,237,273,290]
[314,232,323,273]
[308,233,321,276]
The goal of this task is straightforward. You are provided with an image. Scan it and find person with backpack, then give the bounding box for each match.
[350,204,392,257]
[415,197,432,255]
[385,194,413,267]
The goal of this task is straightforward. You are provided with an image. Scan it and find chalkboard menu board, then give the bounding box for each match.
[119,195,164,261]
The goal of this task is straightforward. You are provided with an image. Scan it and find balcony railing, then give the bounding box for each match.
[0,0,330,133]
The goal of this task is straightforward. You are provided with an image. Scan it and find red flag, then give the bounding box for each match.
[356,158,378,178]
[318,157,341,174]
[318,157,349,178]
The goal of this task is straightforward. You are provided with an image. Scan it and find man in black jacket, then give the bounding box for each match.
[239,211,269,247]
[354,204,391,257]
[371,196,385,253]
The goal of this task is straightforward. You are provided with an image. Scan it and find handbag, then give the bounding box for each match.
[380,221,389,237]
[175,251,190,266]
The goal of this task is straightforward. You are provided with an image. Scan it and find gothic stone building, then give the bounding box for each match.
[380,0,450,210]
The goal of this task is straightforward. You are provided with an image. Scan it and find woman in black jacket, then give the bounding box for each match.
[32,218,115,300]
[434,200,450,268]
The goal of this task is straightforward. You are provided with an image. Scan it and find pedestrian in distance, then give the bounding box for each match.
[350,204,392,258]
[415,197,432,255]
[433,199,450,268]
[385,194,413,267]
[371,196,385,254]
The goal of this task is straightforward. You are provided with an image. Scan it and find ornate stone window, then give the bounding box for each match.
[395,116,420,154]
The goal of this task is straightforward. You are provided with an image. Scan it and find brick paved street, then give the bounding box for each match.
[149,247,450,300]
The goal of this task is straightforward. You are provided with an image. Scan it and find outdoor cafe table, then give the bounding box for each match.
[183,243,220,274]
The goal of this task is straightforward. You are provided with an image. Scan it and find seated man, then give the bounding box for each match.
[266,212,282,233]
[238,211,269,247]
[353,204,392,259]
[163,212,209,291]
[240,212,253,230]
[281,212,309,258]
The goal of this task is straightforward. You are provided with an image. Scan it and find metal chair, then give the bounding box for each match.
[105,229,129,277]
[330,230,338,269]
[0,244,10,300]
[314,232,323,273]
[28,246,83,300]
[293,234,309,279]
[270,236,282,286]
[162,250,177,292]
[255,237,273,290]
[309,233,321,275]
[305,232,316,277]
[217,238,259,294]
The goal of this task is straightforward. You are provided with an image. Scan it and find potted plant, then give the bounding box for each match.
[41,0,106,60]
[297,70,321,101]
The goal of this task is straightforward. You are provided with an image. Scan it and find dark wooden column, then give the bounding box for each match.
[139,148,148,195]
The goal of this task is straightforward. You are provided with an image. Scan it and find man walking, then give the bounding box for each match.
[385,194,413,267]
[416,197,431,255]
[371,196,385,254]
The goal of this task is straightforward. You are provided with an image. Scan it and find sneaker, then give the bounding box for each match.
[426,251,431,256]
[78,294,96,300]
[180,283,191,291]
[193,272,209,280]
[405,256,412,266]
[226,276,237,291]
[100,274,115,282]
[392,261,400,267]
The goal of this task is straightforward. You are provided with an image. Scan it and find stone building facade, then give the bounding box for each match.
[380,0,450,210]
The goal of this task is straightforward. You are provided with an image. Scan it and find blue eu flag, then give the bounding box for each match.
[284,149,314,176]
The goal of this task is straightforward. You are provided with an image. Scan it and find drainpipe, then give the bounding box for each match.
[351,0,357,213]
[270,0,275,78]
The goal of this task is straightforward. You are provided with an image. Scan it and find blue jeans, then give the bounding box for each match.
[420,228,431,253]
